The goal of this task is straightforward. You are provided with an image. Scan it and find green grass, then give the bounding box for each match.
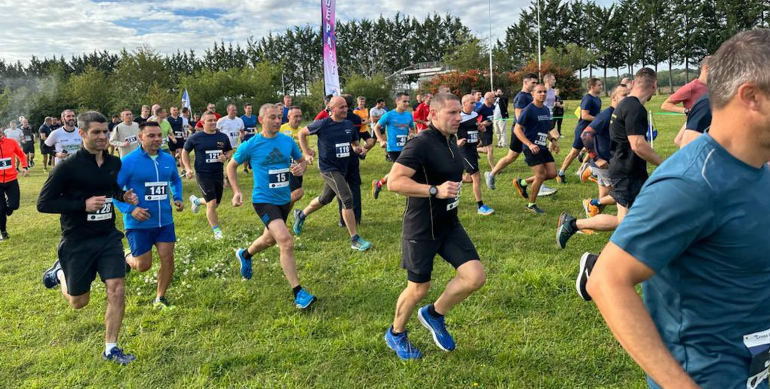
[0,95,684,388]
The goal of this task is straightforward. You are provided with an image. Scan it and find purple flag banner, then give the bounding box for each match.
[322,0,340,96]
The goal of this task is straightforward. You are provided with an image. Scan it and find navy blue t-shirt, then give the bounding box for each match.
[576,94,602,133]
[516,103,552,147]
[686,93,711,134]
[513,91,533,124]
[587,107,614,161]
[183,130,232,178]
[241,114,258,141]
[167,116,185,139]
[474,104,495,133]
[306,117,357,174]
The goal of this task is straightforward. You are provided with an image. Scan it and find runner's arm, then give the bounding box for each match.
[13,141,28,169]
[628,134,663,166]
[660,98,686,114]
[37,164,83,214]
[169,163,183,202]
[113,162,136,214]
[226,159,242,197]
[373,122,384,142]
[181,149,193,173]
[386,163,430,197]
[109,128,123,147]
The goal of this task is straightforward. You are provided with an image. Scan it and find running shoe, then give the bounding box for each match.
[384,328,422,360]
[294,288,317,309]
[580,165,594,183]
[577,150,586,163]
[372,179,382,199]
[525,204,545,214]
[576,252,599,301]
[537,185,558,197]
[103,347,136,365]
[418,305,456,351]
[513,177,529,199]
[351,236,372,251]
[153,296,174,310]
[556,211,578,249]
[189,194,200,214]
[556,171,567,184]
[1,231,8,240]
[235,248,252,280]
[484,171,496,190]
[213,229,224,240]
[292,209,305,235]
[477,204,495,216]
[42,260,61,289]
[582,199,601,218]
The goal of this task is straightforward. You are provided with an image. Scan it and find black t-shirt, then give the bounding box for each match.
[552,96,564,116]
[167,116,186,139]
[396,126,464,240]
[183,130,232,178]
[458,111,480,153]
[21,126,35,143]
[609,96,649,179]
[686,93,711,134]
[306,117,357,174]
[38,125,51,144]
[134,116,149,125]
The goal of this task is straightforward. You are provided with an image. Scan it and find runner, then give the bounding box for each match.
[109,109,140,158]
[39,117,55,171]
[585,30,770,388]
[293,96,372,251]
[557,78,603,183]
[228,103,317,309]
[182,111,233,240]
[457,94,494,215]
[45,109,82,165]
[557,68,662,248]
[217,104,244,151]
[475,92,496,169]
[4,121,23,171]
[660,56,709,115]
[413,93,431,133]
[167,106,187,171]
[114,121,183,309]
[107,115,120,155]
[369,99,387,126]
[0,128,29,241]
[676,93,711,148]
[281,95,292,123]
[134,105,150,125]
[39,111,140,365]
[153,106,175,154]
[383,93,486,360]
[353,96,370,137]
[338,94,368,226]
[241,103,258,174]
[511,84,561,214]
[19,118,36,167]
[280,106,307,208]
[372,92,414,198]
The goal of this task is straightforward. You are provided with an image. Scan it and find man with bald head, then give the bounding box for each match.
[458,94,494,215]
[475,92,496,169]
[294,96,372,251]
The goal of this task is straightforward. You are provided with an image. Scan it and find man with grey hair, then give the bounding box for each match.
[45,109,82,165]
[582,29,770,389]
[39,111,140,365]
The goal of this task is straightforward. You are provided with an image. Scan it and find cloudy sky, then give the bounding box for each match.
[0,0,611,65]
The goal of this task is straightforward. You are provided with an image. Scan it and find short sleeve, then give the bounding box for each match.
[290,140,302,161]
[306,119,324,135]
[377,111,390,126]
[514,95,528,109]
[668,83,692,104]
[580,95,592,110]
[518,107,532,130]
[222,135,233,152]
[686,99,711,133]
[610,176,715,272]
[233,141,249,164]
[395,136,425,171]
[625,103,649,137]
[183,135,195,151]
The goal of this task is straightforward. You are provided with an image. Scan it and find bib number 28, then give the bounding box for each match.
[87,198,113,221]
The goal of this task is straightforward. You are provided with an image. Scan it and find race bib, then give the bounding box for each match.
[244,127,255,134]
[0,158,11,170]
[64,143,80,153]
[125,136,138,144]
[745,328,770,389]
[205,150,222,163]
[467,131,479,144]
[24,135,32,141]
[268,168,290,188]
[174,130,185,138]
[396,135,407,147]
[144,182,168,201]
[87,198,113,222]
[446,184,462,211]
[535,132,548,146]
[335,143,350,158]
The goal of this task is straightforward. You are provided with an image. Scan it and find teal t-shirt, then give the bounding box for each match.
[610,133,770,389]
[233,133,301,205]
[377,110,413,152]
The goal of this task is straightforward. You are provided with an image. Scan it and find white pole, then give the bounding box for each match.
[537,0,542,79]
[488,0,494,91]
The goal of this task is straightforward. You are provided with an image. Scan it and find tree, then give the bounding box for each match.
[444,38,488,72]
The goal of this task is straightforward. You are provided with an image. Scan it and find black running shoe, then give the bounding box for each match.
[576,252,599,301]
[525,204,544,214]
[43,260,62,289]
[513,178,529,199]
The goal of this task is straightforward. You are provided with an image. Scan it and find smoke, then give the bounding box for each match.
[0,75,64,125]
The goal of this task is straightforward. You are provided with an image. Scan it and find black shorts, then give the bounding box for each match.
[609,175,647,208]
[459,148,479,174]
[523,147,555,166]
[58,233,125,296]
[40,143,55,155]
[196,175,224,203]
[168,140,185,152]
[290,174,303,191]
[359,131,372,141]
[253,202,291,228]
[386,151,401,163]
[22,143,35,154]
[401,224,480,283]
[509,133,524,153]
[479,130,493,146]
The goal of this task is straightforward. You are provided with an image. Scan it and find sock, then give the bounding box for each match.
[292,285,302,298]
[558,170,564,175]
[570,219,578,231]
[528,202,536,207]
[477,201,484,208]
[351,234,360,243]
[298,210,306,220]
[242,249,253,260]
[212,225,221,233]
[590,198,600,206]
[105,343,117,355]
[390,326,404,337]
[520,180,528,187]
[378,178,386,186]
[427,304,443,318]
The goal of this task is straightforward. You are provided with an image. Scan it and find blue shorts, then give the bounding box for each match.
[572,125,586,150]
[126,224,177,257]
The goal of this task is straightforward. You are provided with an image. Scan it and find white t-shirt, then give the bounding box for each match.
[493,98,502,120]
[110,122,140,157]
[45,127,82,164]
[3,128,23,145]
[545,89,556,111]
[369,107,386,123]
[217,116,244,148]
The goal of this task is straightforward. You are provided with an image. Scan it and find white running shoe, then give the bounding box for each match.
[538,185,558,197]
[189,195,200,214]
[213,229,223,240]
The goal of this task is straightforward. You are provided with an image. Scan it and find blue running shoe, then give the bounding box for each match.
[294,288,317,309]
[477,204,495,216]
[103,347,136,365]
[417,305,456,351]
[292,209,305,235]
[351,236,372,251]
[235,248,252,279]
[484,171,496,190]
[384,327,422,360]
[372,179,382,199]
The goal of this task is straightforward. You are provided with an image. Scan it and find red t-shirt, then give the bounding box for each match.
[314,110,329,121]
[413,102,430,132]
[669,79,708,110]
[195,112,222,128]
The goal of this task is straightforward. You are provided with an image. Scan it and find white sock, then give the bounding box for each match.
[106,343,117,355]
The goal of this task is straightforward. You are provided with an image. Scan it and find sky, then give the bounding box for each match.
[0,0,612,65]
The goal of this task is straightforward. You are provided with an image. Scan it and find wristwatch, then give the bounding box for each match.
[684,108,690,115]
[429,186,438,198]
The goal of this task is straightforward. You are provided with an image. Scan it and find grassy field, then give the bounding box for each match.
[0,95,684,388]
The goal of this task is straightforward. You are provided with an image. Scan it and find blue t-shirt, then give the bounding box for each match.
[474,104,495,133]
[183,131,232,178]
[576,94,602,133]
[241,114,258,141]
[234,133,301,205]
[306,117,357,174]
[516,104,552,148]
[377,110,413,152]
[611,133,770,389]
[587,107,614,161]
[513,91,533,124]
[282,106,290,124]
[686,93,711,134]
